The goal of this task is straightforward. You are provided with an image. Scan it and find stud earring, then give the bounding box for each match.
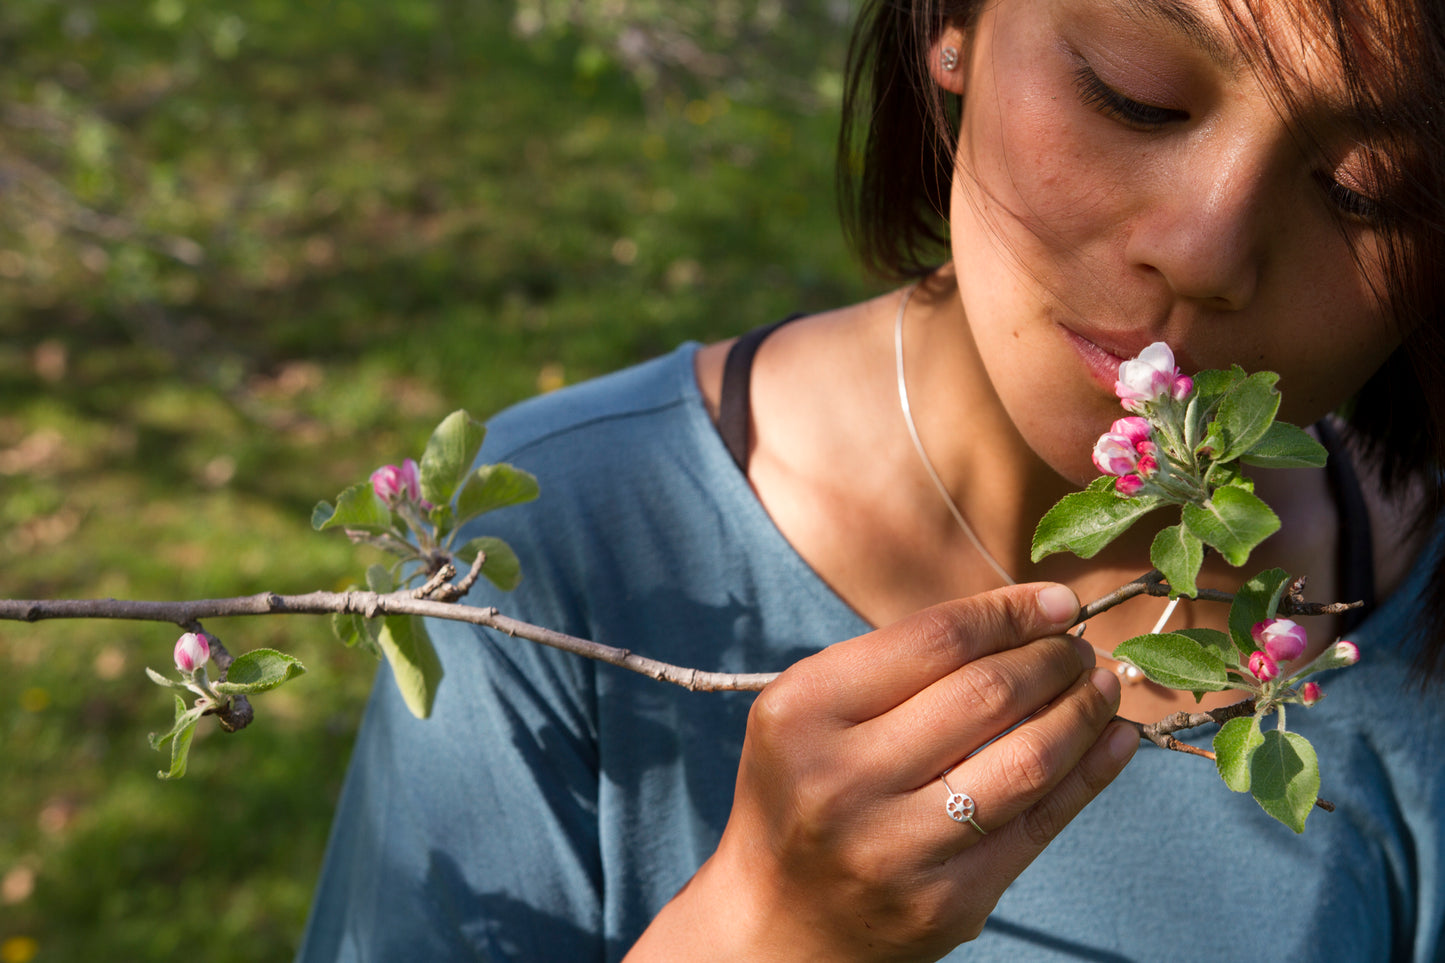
[940,46,959,72]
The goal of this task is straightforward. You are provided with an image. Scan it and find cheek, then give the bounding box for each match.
[955,63,1136,296]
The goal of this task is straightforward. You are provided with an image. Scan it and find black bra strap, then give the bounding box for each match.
[1317,419,1376,631]
[718,315,804,471]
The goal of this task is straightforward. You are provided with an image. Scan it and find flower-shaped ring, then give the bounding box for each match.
[940,772,986,834]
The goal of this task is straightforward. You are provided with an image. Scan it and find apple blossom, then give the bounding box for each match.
[1332,641,1361,665]
[1110,416,1153,447]
[372,459,423,505]
[1248,650,1279,682]
[1114,474,1146,496]
[174,632,210,674]
[1253,618,1308,663]
[1301,682,1324,706]
[1093,432,1142,477]
[1115,342,1191,412]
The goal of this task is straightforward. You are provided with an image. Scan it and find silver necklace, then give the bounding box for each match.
[892,282,1164,685]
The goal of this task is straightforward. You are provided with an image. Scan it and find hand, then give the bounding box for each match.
[630,583,1137,962]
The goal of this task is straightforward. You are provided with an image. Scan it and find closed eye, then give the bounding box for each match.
[1318,173,1386,225]
[1073,65,1187,128]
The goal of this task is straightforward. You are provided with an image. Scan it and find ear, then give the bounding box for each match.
[926,25,969,95]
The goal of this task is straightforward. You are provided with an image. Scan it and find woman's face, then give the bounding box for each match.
[945,0,1401,484]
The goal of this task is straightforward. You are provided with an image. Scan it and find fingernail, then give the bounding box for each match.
[1037,584,1078,625]
[1108,722,1140,764]
[1090,666,1121,703]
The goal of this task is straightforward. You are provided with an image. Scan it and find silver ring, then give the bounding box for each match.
[941,772,986,834]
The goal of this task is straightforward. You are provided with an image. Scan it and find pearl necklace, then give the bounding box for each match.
[892,282,1168,685]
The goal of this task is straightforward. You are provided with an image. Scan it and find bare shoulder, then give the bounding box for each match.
[691,296,893,426]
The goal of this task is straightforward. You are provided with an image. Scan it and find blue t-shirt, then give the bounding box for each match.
[299,344,1445,962]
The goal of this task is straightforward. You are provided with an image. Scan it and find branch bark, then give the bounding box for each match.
[0,568,1362,695]
[0,590,778,692]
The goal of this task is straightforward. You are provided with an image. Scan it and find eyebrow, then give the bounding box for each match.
[1122,0,1238,70]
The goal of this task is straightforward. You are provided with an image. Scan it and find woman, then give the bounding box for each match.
[300,0,1445,959]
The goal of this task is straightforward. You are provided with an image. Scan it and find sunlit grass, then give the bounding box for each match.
[0,1,873,957]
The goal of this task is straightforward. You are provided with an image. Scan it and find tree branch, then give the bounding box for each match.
[0,566,1362,695]
[0,590,778,692]
[1120,697,1334,811]
[1074,569,1363,627]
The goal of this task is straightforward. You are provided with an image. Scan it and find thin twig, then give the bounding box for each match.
[0,591,778,692]
[1123,698,1334,810]
[413,563,457,600]
[0,566,1363,694]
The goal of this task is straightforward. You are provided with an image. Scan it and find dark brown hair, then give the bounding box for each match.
[837,0,1445,679]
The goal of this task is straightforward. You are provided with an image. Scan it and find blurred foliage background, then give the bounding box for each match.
[0,0,874,959]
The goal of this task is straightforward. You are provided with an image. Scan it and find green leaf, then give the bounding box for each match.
[456,536,524,591]
[1181,487,1280,566]
[377,614,444,719]
[419,410,487,507]
[314,482,392,534]
[1214,715,1265,792]
[1031,489,1160,561]
[1150,523,1204,598]
[331,609,361,647]
[1239,421,1329,469]
[1191,365,1247,406]
[144,666,191,691]
[428,502,456,538]
[1228,568,1292,652]
[1112,633,1232,692]
[455,463,541,524]
[366,564,394,594]
[1250,729,1320,833]
[1175,627,1239,664]
[331,610,381,657]
[213,648,307,695]
[311,500,335,530]
[1200,371,1281,462]
[150,695,204,780]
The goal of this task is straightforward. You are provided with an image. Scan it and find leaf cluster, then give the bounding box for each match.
[1032,367,1326,595]
[315,410,537,719]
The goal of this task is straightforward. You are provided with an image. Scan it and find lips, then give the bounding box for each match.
[1060,326,1131,392]
[1059,324,1195,393]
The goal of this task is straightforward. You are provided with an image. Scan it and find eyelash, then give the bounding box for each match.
[1071,65,1185,127]
[1320,175,1385,225]
[1072,63,1387,225]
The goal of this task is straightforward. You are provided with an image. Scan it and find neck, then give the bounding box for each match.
[897,272,1098,583]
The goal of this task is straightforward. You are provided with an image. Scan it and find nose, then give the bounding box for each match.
[1125,136,1274,310]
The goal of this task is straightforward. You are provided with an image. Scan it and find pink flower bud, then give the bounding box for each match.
[1093,432,1141,477]
[372,464,404,502]
[1252,618,1308,664]
[174,632,210,674]
[1110,416,1153,447]
[1332,641,1360,665]
[1301,681,1324,706]
[1248,650,1279,682]
[1135,454,1159,476]
[398,458,422,502]
[1171,375,1194,401]
[1115,342,1187,410]
[372,458,424,505]
[1114,474,1145,496]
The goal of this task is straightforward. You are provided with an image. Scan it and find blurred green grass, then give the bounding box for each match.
[0,1,873,959]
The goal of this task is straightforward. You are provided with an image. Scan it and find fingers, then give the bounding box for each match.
[858,631,1095,784]
[815,583,1080,723]
[961,717,1140,883]
[956,666,1125,829]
